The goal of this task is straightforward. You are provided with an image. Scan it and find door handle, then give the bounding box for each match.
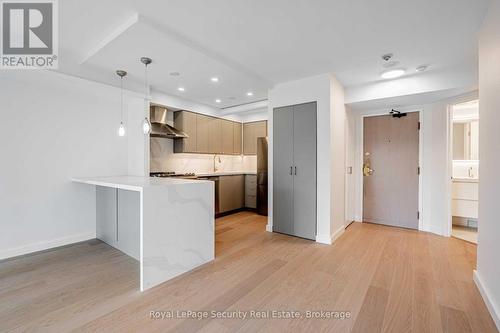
[363,164,374,176]
[290,166,293,175]
[294,166,297,175]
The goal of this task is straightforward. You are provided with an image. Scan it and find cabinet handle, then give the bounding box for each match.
[294,166,297,175]
[290,166,293,175]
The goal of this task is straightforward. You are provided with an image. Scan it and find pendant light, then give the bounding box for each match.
[116,70,127,137]
[141,57,152,135]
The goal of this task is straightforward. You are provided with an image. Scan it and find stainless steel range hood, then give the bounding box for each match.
[150,106,188,139]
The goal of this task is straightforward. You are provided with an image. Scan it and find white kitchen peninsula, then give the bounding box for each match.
[72,176,214,291]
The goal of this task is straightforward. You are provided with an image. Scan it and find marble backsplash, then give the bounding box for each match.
[150,137,257,174]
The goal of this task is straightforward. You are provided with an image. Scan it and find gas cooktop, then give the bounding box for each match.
[150,172,197,179]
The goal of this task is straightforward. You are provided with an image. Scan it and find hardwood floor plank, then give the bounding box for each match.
[439,305,472,333]
[411,233,443,333]
[380,231,415,333]
[352,286,389,333]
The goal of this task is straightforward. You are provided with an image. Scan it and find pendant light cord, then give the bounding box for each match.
[120,76,124,123]
[144,63,149,99]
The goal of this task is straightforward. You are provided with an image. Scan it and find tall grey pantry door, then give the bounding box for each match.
[272,106,294,235]
[273,102,317,240]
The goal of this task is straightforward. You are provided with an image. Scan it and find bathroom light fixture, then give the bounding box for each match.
[211,77,219,82]
[178,87,185,92]
[246,91,253,96]
[141,57,152,135]
[381,69,405,79]
[116,70,127,137]
[215,99,221,103]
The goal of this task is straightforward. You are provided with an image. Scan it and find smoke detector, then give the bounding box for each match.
[381,53,393,62]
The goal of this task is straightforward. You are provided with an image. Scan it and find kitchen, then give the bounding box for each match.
[72,103,269,292]
[149,105,268,217]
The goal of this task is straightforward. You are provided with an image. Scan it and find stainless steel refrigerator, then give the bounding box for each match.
[256,137,268,216]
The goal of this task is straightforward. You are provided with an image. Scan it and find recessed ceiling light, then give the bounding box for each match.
[178,87,185,92]
[380,69,405,79]
[211,77,219,83]
[416,65,429,72]
[215,99,221,103]
[170,72,180,76]
[246,91,254,96]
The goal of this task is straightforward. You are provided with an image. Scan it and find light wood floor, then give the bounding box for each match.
[452,225,478,244]
[0,212,497,333]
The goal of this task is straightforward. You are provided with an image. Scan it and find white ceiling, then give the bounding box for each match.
[58,0,490,109]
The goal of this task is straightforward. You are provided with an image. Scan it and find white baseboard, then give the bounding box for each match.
[316,225,346,245]
[331,225,346,242]
[315,234,332,244]
[473,270,500,331]
[265,224,273,232]
[420,224,447,237]
[0,232,96,260]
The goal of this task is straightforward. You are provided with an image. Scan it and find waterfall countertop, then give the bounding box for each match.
[72,175,211,191]
[71,175,214,291]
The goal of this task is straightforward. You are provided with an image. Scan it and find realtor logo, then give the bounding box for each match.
[1,0,58,69]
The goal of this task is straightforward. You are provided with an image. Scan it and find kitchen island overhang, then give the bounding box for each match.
[72,176,214,291]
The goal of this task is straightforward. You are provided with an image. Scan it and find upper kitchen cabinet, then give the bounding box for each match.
[233,122,242,155]
[173,111,197,153]
[208,117,222,154]
[173,110,243,155]
[243,121,268,155]
[196,114,210,153]
[221,119,234,154]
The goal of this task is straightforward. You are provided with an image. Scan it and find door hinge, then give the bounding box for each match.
[417,211,420,220]
[417,166,421,175]
[418,122,421,130]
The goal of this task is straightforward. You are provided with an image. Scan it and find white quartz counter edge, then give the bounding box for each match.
[197,171,257,177]
[72,175,211,191]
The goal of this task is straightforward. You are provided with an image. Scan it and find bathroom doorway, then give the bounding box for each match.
[450,100,479,244]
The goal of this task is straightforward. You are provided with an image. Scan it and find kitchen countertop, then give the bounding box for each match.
[71,175,214,291]
[72,175,211,191]
[196,171,257,177]
[452,177,479,183]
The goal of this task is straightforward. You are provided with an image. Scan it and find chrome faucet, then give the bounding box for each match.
[213,154,221,172]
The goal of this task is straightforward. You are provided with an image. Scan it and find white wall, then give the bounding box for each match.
[476,0,500,329]
[0,70,147,259]
[347,92,477,238]
[330,77,347,238]
[268,73,346,244]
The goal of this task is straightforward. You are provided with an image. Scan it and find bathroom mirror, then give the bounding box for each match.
[453,119,479,160]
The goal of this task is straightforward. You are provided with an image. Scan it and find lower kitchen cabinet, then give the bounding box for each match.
[245,174,257,208]
[219,175,245,213]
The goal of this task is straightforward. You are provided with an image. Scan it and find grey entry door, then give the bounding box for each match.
[363,113,420,229]
[273,102,317,240]
[292,102,317,240]
[273,106,294,235]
